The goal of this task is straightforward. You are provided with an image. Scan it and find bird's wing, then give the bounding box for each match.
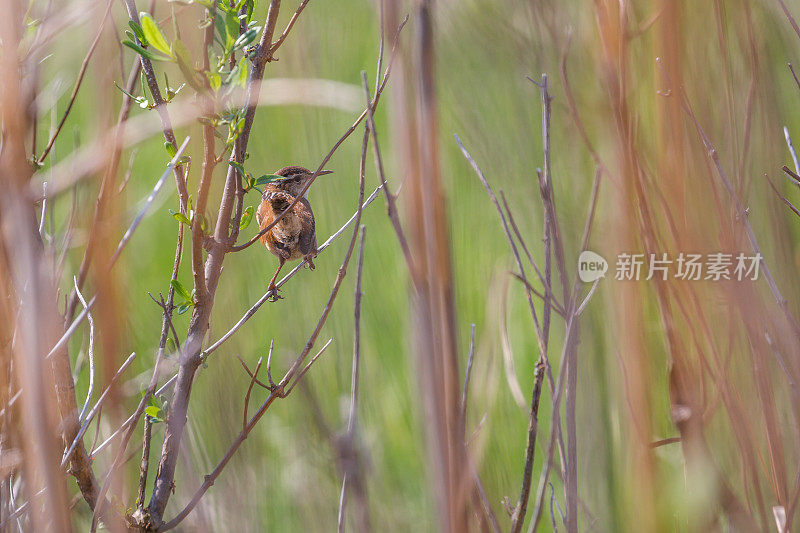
[296,197,317,256]
[256,195,275,246]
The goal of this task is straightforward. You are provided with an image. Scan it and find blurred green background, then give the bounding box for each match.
[30,0,800,530]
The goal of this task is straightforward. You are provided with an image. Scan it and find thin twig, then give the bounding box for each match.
[242,357,264,432]
[36,0,114,164]
[361,72,412,267]
[117,148,138,195]
[500,191,553,305]
[511,359,546,532]
[339,226,369,533]
[109,137,190,267]
[48,138,188,362]
[160,339,332,532]
[657,58,800,340]
[531,73,577,533]
[784,165,800,186]
[74,277,95,423]
[235,354,270,390]
[460,324,476,428]
[38,182,48,238]
[90,375,178,458]
[783,127,800,190]
[508,273,567,318]
[766,174,800,219]
[454,134,546,356]
[60,353,137,468]
[268,0,311,59]
[279,126,369,391]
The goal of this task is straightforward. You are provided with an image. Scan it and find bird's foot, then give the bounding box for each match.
[267,282,283,302]
[305,256,316,270]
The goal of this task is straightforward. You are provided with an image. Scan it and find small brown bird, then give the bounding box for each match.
[256,166,332,300]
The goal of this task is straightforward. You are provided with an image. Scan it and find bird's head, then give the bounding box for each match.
[273,166,333,198]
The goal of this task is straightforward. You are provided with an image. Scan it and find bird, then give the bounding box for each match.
[255,165,332,301]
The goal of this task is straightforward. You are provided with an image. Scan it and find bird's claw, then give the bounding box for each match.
[267,283,283,302]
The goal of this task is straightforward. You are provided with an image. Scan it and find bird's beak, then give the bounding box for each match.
[317,170,333,176]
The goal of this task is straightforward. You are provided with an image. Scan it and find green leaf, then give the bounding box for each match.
[233,27,258,50]
[114,81,137,101]
[170,279,193,301]
[140,72,149,101]
[206,71,221,92]
[177,303,191,315]
[128,20,147,44]
[239,205,254,230]
[144,405,163,422]
[228,161,246,176]
[139,13,172,57]
[213,11,227,46]
[172,39,204,92]
[172,212,191,225]
[224,10,240,49]
[122,40,168,62]
[255,174,282,186]
[164,142,177,158]
[234,61,248,88]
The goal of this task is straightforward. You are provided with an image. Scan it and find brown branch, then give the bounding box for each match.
[192,0,219,301]
[136,415,153,512]
[121,0,189,207]
[144,2,285,524]
[460,324,476,429]
[455,135,547,357]
[338,225,370,533]
[159,340,331,532]
[657,59,800,339]
[510,360,545,533]
[361,71,413,268]
[783,165,800,186]
[460,324,502,532]
[268,0,311,60]
[500,189,552,300]
[36,0,114,164]
[60,8,145,324]
[766,173,800,219]
[90,139,192,531]
[162,130,369,531]
[235,353,271,390]
[530,73,578,533]
[60,352,137,468]
[54,56,141,512]
[242,357,264,432]
[508,273,566,319]
[777,0,800,42]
